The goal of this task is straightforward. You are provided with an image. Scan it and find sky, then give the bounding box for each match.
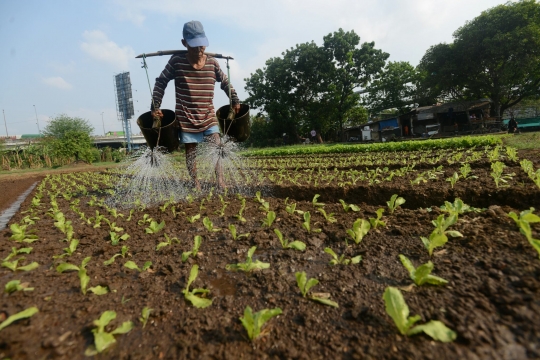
[0,0,511,136]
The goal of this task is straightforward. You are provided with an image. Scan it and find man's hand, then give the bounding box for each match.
[233,103,241,114]
[151,109,163,129]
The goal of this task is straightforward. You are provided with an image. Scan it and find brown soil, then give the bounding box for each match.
[0,176,43,214]
[1,177,540,359]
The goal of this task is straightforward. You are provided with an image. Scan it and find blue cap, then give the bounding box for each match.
[183,21,209,47]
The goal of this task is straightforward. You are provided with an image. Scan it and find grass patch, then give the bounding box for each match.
[501,132,540,150]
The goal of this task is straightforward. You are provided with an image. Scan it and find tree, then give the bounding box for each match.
[322,29,389,140]
[419,0,540,118]
[42,114,94,138]
[364,61,419,114]
[43,114,96,162]
[245,29,388,143]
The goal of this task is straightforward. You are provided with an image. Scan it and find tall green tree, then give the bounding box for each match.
[322,29,388,140]
[364,61,419,114]
[43,114,96,162]
[42,114,94,138]
[419,0,540,117]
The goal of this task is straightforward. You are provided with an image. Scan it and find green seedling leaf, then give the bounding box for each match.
[324,247,360,265]
[383,286,456,341]
[346,218,371,244]
[89,285,109,295]
[274,229,306,251]
[339,199,360,212]
[182,265,212,308]
[140,306,153,328]
[4,280,34,293]
[0,307,39,332]
[17,262,39,272]
[240,306,282,341]
[145,220,165,234]
[387,194,406,213]
[261,211,276,227]
[203,217,221,232]
[399,254,448,286]
[182,235,202,262]
[187,213,201,224]
[310,295,339,308]
[9,224,38,243]
[312,194,325,207]
[369,208,386,229]
[87,311,133,354]
[317,208,336,223]
[226,246,270,272]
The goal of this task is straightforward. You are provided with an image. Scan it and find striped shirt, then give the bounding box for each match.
[151,53,239,133]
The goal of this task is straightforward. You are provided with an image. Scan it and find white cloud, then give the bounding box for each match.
[42,76,73,90]
[80,30,135,70]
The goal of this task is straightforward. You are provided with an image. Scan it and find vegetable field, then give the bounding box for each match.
[1,143,540,359]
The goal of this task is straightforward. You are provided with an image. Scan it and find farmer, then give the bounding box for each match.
[150,20,241,189]
[508,117,518,134]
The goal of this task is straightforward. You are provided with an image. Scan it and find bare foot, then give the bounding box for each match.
[216,178,227,190]
[193,180,201,191]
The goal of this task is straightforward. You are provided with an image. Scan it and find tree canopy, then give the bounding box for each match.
[418,0,540,117]
[244,29,387,142]
[42,114,94,138]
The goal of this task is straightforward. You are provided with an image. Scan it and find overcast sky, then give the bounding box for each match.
[0,0,510,136]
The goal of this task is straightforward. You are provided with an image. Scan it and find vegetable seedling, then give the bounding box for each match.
[3,246,32,261]
[274,228,306,251]
[124,260,152,272]
[110,232,130,246]
[139,306,153,328]
[387,194,406,213]
[285,203,297,215]
[182,264,212,308]
[295,271,338,307]
[346,219,371,244]
[399,254,448,286]
[53,238,79,258]
[240,306,282,341]
[4,280,34,294]
[302,211,321,233]
[145,220,165,234]
[312,194,325,208]
[226,246,270,272]
[0,307,39,332]
[420,214,462,256]
[156,234,180,251]
[317,208,336,223]
[445,172,459,189]
[9,224,38,243]
[56,256,91,294]
[235,198,247,222]
[261,211,276,227]
[324,247,361,265]
[203,217,221,232]
[508,207,540,258]
[104,246,129,265]
[369,208,386,229]
[228,224,250,240]
[259,201,270,213]
[137,214,153,226]
[187,214,201,224]
[84,310,133,355]
[440,198,482,217]
[255,191,265,204]
[182,235,202,262]
[339,199,360,212]
[383,287,456,342]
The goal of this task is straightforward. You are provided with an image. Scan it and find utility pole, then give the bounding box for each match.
[101,112,106,136]
[2,109,8,137]
[33,105,41,134]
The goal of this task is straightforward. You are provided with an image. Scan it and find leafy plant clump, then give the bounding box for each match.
[182,235,202,262]
[369,208,386,229]
[203,217,221,232]
[226,246,270,272]
[274,229,306,251]
[182,264,212,308]
[383,287,456,342]
[145,220,165,234]
[420,214,463,255]
[84,310,133,355]
[296,271,339,307]
[399,254,448,286]
[508,208,540,258]
[324,247,362,265]
[240,306,282,341]
[56,256,91,294]
[9,224,38,243]
[339,199,360,212]
[261,211,277,227]
[387,194,405,213]
[347,219,371,244]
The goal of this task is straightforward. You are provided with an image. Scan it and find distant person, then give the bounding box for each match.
[310,129,316,143]
[403,125,409,136]
[508,117,518,134]
[150,20,240,190]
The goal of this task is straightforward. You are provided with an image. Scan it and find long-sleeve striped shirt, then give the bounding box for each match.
[151,53,240,133]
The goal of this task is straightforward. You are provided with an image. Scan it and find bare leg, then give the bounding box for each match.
[185,143,201,190]
[208,133,226,189]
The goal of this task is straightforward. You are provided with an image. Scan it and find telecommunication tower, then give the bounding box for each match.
[113,72,135,151]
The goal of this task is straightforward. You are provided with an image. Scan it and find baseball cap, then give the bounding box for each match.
[183,21,209,47]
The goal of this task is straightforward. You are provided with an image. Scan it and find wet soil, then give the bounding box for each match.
[0,176,43,214]
[1,180,540,359]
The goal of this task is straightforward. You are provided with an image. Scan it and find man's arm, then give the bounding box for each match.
[214,59,241,113]
[151,55,177,116]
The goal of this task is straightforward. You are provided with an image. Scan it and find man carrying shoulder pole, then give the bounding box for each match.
[150,20,240,189]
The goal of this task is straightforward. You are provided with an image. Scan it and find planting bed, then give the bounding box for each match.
[1,145,540,359]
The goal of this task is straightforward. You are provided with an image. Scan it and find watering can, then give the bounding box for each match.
[216,104,251,142]
[136,109,179,153]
